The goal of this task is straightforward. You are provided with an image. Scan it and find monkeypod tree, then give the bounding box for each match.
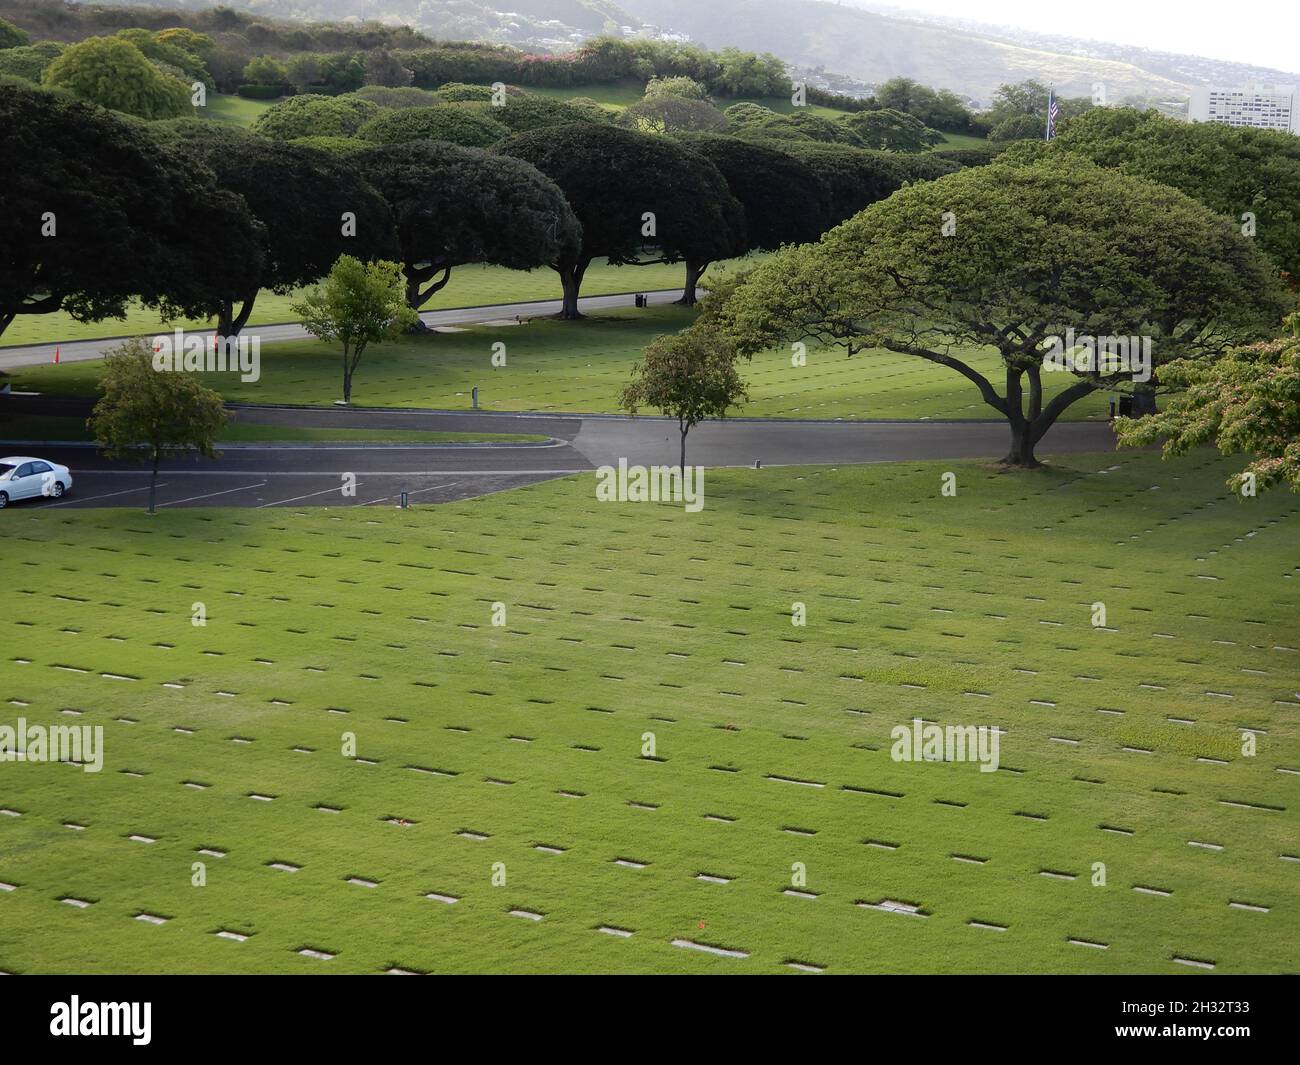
[0,83,263,340]
[678,135,825,303]
[496,124,744,319]
[774,143,909,227]
[357,141,580,314]
[1034,107,1300,279]
[617,96,727,136]
[840,108,943,152]
[715,158,1289,467]
[158,121,397,336]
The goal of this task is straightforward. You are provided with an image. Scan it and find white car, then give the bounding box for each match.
[0,456,73,507]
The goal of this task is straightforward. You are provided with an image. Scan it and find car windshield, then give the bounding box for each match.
[0,463,14,477]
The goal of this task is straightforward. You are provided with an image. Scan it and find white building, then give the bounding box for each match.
[1189,83,1298,133]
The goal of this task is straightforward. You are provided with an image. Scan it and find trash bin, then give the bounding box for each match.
[1118,395,1133,417]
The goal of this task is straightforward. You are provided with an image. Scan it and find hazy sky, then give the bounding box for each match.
[870,1,1300,74]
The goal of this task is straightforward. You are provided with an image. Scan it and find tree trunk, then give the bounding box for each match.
[404,264,452,332]
[676,260,708,307]
[1000,420,1041,468]
[679,420,688,471]
[147,448,160,515]
[1131,380,1159,416]
[342,346,351,404]
[556,259,590,320]
[218,293,257,338]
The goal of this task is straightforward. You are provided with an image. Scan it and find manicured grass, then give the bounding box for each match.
[200,93,276,127]
[527,81,648,111]
[0,415,546,446]
[0,451,1296,974]
[7,305,1113,422]
[0,257,736,350]
[934,131,991,151]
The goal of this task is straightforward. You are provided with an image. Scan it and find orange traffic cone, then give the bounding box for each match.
[53,346,60,364]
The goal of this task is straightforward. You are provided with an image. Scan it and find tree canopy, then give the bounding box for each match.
[251,93,379,139]
[0,82,262,338]
[357,103,510,147]
[357,140,580,311]
[157,120,398,334]
[42,35,192,119]
[490,94,608,132]
[681,134,826,251]
[618,96,727,136]
[496,123,744,317]
[841,108,943,152]
[1036,107,1300,279]
[712,157,1290,466]
[1116,314,1300,494]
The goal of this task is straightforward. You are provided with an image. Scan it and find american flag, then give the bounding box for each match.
[1046,88,1060,140]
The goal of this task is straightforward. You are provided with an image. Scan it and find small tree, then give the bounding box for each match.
[43,36,191,120]
[1116,314,1300,494]
[621,313,748,469]
[88,339,227,514]
[293,256,417,404]
[242,55,287,87]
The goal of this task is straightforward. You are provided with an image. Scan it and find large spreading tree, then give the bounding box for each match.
[0,82,263,340]
[161,121,397,335]
[357,141,580,314]
[495,124,744,319]
[1032,107,1300,279]
[713,158,1289,466]
[678,135,826,304]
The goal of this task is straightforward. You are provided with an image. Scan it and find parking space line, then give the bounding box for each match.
[42,483,169,508]
[362,482,459,506]
[257,483,364,509]
[155,481,268,507]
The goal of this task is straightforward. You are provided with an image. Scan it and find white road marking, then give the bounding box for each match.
[42,483,169,507]
[363,482,459,506]
[257,483,365,508]
[155,481,267,507]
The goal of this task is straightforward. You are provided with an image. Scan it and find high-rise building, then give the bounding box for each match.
[1188,83,1298,133]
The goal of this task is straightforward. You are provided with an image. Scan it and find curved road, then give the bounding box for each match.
[8,404,1119,510]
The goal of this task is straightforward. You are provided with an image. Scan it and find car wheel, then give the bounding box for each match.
[50,481,65,499]
[0,492,8,508]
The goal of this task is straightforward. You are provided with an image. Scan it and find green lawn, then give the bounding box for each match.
[0,258,729,350]
[7,306,1113,422]
[200,93,276,127]
[934,131,991,151]
[0,451,1296,973]
[0,415,546,446]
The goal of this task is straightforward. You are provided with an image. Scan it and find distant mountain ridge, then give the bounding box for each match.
[619,0,1197,102]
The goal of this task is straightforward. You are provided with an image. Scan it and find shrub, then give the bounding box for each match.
[251,93,379,139]
[356,103,510,147]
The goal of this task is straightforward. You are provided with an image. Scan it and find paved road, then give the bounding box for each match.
[0,290,685,371]
[3,405,1119,510]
